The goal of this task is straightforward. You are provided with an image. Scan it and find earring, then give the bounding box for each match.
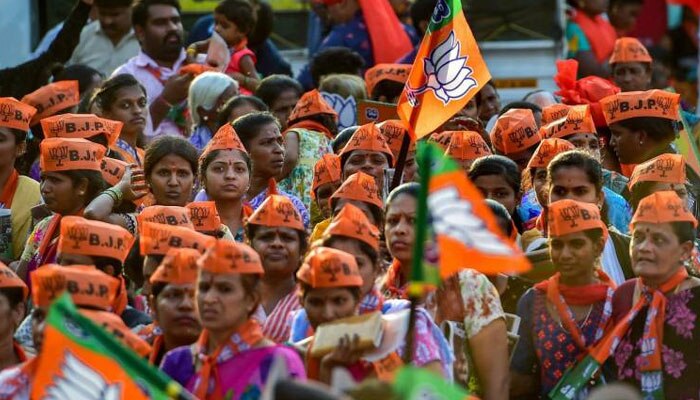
[639,140,644,145]
[203,115,209,121]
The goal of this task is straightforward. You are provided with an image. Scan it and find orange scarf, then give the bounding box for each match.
[192,319,264,399]
[13,341,27,363]
[383,259,407,299]
[591,268,688,373]
[0,169,19,208]
[571,10,617,63]
[149,335,164,365]
[535,271,616,350]
[285,120,334,140]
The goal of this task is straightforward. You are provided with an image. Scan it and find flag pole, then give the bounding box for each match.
[403,141,431,364]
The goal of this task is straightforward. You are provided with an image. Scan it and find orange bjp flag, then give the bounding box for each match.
[397,0,491,138]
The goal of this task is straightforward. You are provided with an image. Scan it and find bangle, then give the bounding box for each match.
[102,187,124,207]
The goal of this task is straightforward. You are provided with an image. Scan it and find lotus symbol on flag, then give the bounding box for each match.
[407,32,477,106]
[45,352,121,400]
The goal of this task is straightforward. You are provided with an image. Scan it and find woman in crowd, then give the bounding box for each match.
[246,194,307,343]
[599,191,700,398]
[94,74,148,166]
[544,150,634,286]
[0,262,27,370]
[255,75,303,131]
[310,154,342,225]
[628,153,691,212]
[16,138,106,284]
[160,240,306,399]
[187,72,238,152]
[197,124,250,240]
[511,199,615,398]
[144,248,201,365]
[444,130,492,173]
[477,81,501,125]
[565,0,616,77]
[339,123,394,193]
[279,89,335,214]
[232,111,309,227]
[0,98,40,263]
[298,246,447,383]
[85,136,199,233]
[468,155,526,234]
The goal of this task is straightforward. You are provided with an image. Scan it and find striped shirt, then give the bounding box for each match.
[260,292,301,343]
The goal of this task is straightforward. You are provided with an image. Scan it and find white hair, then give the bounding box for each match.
[187,71,238,126]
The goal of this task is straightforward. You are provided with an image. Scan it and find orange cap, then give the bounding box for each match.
[200,123,247,161]
[100,157,129,186]
[548,199,608,241]
[527,138,576,169]
[150,248,201,285]
[296,247,362,288]
[80,309,152,357]
[340,123,395,166]
[0,261,28,300]
[39,137,105,172]
[58,216,135,263]
[601,90,680,125]
[631,191,697,228]
[0,97,37,131]
[31,264,119,310]
[444,131,492,161]
[541,104,571,125]
[364,64,411,96]
[21,81,80,126]
[489,109,541,154]
[138,206,194,229]
[377,120,412,163]
[629,153,686,191]
[198,240,264,275]
[331,171,383,209]
[139,222,216,256]
[324,203,380,251]
[288,89,337,123]
[540,105,597,139]
[186,201,221,233]
[609,37,652,65]
[312,154,342,200]
[429,130,455,149]
[246,194,305,231]
[41,113,123,147]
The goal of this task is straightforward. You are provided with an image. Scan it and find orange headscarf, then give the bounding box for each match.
[364,64,411,96]
[246,194,305,231]
[527,138,576,169]
[197,240,264,275]
[311,154,342,200]
[548,199,609,242]
[600,89,680,125]
[41,113,123,147]
[628,153,686,191]
[340,122,395,166]
[631,191,697,229]
[39,137,105,172]
[21,81,80,126]
[58,216,135,263]
[609,37,653,65]
[186,201,222,233]
[554,59,621,128]
[539,105,597,140]
[0,97,37,131]
[331,171,383,209]
[150,248,200,285]
[0,261,28,300]
[296,246,363,288]
[324,203,380,251]
[444,130,492,161]
[489,108,541,154]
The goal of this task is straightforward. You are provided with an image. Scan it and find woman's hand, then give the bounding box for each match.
[321,334,364,368]
[117,164,148,203]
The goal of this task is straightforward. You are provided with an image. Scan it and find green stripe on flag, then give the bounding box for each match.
[427,0,463,33]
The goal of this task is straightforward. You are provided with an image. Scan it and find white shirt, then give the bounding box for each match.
[112,49,187,139]
[68,21,140,76]
[601,235,626,286]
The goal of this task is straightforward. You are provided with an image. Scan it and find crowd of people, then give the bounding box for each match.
[0,0,699,399]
